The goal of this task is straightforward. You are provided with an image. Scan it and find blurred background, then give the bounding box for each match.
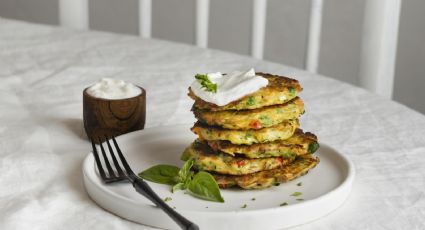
[0,0,424,114]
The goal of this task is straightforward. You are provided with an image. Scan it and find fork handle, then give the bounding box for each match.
[133,179,199,230]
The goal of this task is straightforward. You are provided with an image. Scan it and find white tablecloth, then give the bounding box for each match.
[1,18,424,230]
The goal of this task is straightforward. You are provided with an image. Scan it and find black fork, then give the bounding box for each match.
[91,136,199,230]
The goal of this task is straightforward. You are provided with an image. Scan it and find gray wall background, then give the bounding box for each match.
[1,0,424,114]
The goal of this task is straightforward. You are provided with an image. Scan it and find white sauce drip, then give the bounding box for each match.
[190,68,269,106]
[87,78,141,99]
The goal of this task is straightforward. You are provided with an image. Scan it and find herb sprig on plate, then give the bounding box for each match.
[195,74,217,93]
[139,159,224,203]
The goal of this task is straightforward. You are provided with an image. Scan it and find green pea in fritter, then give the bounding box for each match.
[193,97,304,130]
[191,119,300,145]
[188,73,302,111]
[212,155,320,189]
[207,129,319,158]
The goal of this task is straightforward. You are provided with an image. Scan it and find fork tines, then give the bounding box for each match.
[90,136,200,230]
[91,136,132,183]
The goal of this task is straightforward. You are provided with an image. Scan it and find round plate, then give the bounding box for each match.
[83,125,354,230]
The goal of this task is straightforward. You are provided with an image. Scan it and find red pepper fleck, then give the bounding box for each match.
[236,160,246,167]
[250,120,262,129]
[277,157,284,163]
[209,141,218,150]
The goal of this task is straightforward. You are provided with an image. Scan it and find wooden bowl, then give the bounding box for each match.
[83,86,146,143]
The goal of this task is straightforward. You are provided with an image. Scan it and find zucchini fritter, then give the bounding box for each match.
[194,97,304,130]
[207,129,319,158]
[191,119,300,145]
[189,73,302,111]
[181,141,296,175]
[213,155,320,189]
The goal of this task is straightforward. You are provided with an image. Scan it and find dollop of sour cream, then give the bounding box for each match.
[86,78,141,99]
[190,68,268,106]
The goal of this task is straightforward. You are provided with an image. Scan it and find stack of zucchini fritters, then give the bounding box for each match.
[181,73,320,189]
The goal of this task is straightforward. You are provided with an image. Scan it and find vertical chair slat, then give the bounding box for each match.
[59,0,89,30]
[305,0,323,74]
[196,0,210,48]
[359,0,402,99]
[139,0,152,38]
[251,0,267,59]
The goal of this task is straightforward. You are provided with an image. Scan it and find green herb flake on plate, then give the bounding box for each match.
[291,192,302,197]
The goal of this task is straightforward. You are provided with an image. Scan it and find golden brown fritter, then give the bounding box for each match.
[207,129,319,158]
[193,97,304,130]
[189,73,302,111]
[191,119,300,145]
[181,141,296,175]
[213,155,320,189]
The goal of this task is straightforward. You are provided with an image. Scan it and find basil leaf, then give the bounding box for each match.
[138,165,180,185]
[180,147,192,161]
[172,182,185,193]
[178,158,194,182]
[187,171,224,203]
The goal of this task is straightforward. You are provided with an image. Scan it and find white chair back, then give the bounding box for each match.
[59,0,401,99]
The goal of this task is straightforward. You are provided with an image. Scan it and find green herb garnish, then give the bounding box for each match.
[246,96,256,106]
[139,158,224,203]
[251,198,256,201]
[241,204,247,208]
[259,115,272,126]
[297,182,302,186]
[195,74,217,93]
[164,197,172,202]
[280,202,288,206]
[244,132,253,139]
[288,87,296,95]
[296,198,304,201]
[291,192,302,197]
[308,142,320,154]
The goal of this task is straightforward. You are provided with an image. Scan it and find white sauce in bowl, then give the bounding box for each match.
[86,78,141,100]
[190,68,268,106]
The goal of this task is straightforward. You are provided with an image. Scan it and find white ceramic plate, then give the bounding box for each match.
[83,125,354,230]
